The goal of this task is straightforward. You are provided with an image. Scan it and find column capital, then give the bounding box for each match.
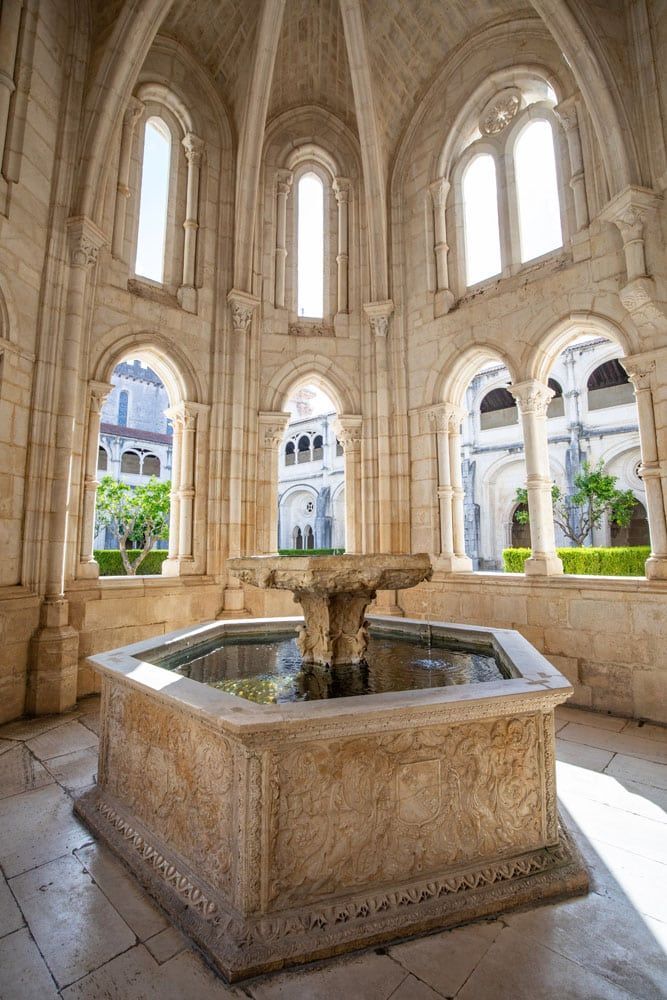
[621,353,657,391]
[66,215,107,268]
[182,132,205,166]
[429,176,450,208]
[333,176,351,203]
[123,96,144,131]
[88,380,113,411]
[333,414,363,450]
[509,379,554,417]
[553,98,578,132]
[276,168,294,196]
[600,185,660,242]
[428,402,466,432]
[227,288,259,333]
[165,400,209,430]
[363,299,394,337]
[258,410,290,449]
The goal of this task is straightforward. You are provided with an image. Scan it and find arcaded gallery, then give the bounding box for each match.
[0,1,666,997]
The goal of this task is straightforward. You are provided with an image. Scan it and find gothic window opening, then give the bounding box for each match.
[547,379,564,418]
[118,390,129,427]
[135,117,172,283]
[97,447,108,471]
[479,386,518,429]
[587,359,634,410]
[514,120,563,262]
[297,172,324,318]
[285,441,295,466]
[462,154,502,286]
[305,525,315,549]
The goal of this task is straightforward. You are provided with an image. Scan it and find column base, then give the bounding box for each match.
[217,584,250,618]
[161,557,197,577]
[77,560,100,580]
[524,553,564,576]
[27,599,79,715]
[645,556,667,580]
[370,589,404,616]
[431,554,473,574]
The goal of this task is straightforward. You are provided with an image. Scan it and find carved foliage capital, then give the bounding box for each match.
[333,176,351,204]
[333,415,362,450]
[429,177,450,210]
[622,356,655,392]
[89,380,114,412]
[182,132,205,166]
[364,300,394,338]
[67,216,107,268]
[510,380,554,417]
[553,100,578,133]
[276,169,294,197]
[227,289,258,334]
[428,402,465,433]
[259,411,290,449]
[123,97,145,133]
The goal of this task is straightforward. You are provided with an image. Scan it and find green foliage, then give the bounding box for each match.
[277,548,345,557]
[95,475,170,575]
[503,546,650,576]
[513,461,638,546]
[94,549,168,576]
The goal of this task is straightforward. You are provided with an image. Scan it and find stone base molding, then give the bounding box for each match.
[75,789,587,982]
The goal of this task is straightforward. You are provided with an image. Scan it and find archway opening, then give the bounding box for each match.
[95,355,175,575]
[278,382,345,552]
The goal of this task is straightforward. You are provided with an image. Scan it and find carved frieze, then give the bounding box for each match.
[288,321,335,337]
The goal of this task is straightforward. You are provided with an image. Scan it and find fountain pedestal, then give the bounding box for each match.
[228,553,433,666]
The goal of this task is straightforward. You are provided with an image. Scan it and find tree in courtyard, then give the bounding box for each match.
[512,460,637,548]
[95,475,170,575]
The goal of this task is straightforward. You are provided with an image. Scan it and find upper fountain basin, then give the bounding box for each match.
[227,552,433,594]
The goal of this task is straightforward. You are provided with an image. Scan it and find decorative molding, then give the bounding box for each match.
[288,321,335,338]
[479,88,521,136]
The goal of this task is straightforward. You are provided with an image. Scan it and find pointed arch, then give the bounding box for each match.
[265,353,359,414]
[523,312,639,385]
[91,326,203,404]
[426,343,519,409]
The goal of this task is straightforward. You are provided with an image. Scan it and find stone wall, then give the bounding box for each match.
[400,575,667,725]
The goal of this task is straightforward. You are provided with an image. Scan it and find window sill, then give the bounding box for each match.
[127,277,179,309]
[457,249,572,308]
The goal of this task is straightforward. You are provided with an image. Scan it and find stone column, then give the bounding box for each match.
[0,0,22,168]
[333,177,351,314]
[431,403,473,573]
[274,170,292,309]
[178,132,205,313]
[222,289,258,613]
[165,417,182,562]
[111,97,144,260]
[601,186,667,334]
[429,177,455,316]
[622,354,667,579]
[29,216,106,716]
[510,380,563,576]
[365,300,393,552]
[177,404,197,562]
[554,99,589,231]
[78,380,113,578]
[257,412,290,554]
[333,415,363,554]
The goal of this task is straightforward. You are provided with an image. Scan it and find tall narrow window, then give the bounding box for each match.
[462,154,502,286]
[135,117,171,283]
[118,390,129,427]
[297,172,324,318]
[514,120,562,262]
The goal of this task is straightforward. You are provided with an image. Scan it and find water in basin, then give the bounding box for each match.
[149,631,509,704]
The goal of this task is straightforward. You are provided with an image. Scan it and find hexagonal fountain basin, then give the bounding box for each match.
[75,615,588,981]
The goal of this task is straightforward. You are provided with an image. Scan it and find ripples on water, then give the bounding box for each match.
[155,633,507,705]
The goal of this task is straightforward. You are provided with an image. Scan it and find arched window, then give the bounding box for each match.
[336,438,343,457]
[547,378,564,418]
[514,120,563,262]
[297,172,324,318]
[305,525,315,549]
[511,503,531,548]
[312,435,323,460]
[120,451,141,474]
[135,117,172,283]
[97,447,108,471]
[142,454,161,477]
[462,154,502,286]
[297,435,311,463]
[285,441,295,466]
[293,526,303,549]
[587,359,634,411]
[480,387,518,429]
[117,390,129,427]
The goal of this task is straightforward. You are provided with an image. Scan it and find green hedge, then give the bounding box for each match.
[277,548,345,557]
[94,549,169,576]
[503,546,650,576]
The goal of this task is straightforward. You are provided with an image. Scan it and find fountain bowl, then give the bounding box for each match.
[75,613,588,981]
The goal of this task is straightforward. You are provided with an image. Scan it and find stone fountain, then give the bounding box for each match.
[228,553,432,666]
[76,552,588,981]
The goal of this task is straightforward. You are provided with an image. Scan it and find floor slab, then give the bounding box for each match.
[0,927,60,1000]
[0,783,90,878]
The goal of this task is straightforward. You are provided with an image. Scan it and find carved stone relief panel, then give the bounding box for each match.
[268,714,542,907]
[103,684,235,895]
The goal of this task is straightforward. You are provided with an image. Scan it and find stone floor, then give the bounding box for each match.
[0,700,665,999]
